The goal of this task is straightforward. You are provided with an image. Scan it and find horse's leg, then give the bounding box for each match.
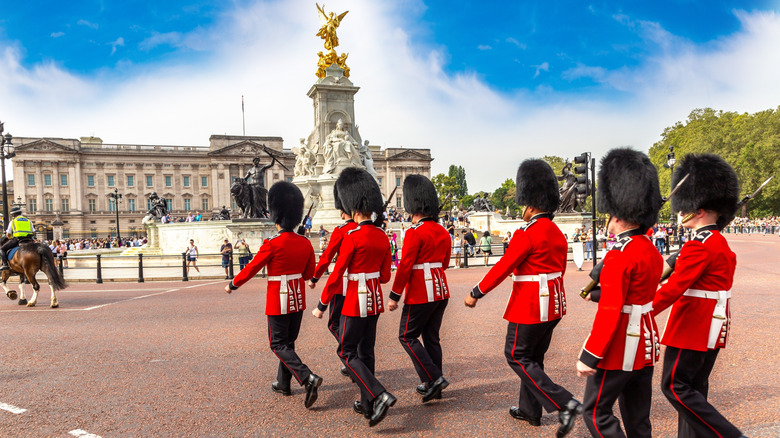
[26,266,40,307]
[49,278,58,308]
[17,277,27,306]
[0,271,16,300]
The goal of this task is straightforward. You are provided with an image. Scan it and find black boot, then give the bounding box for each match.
[303,373,322,409]
[0,249,8,271]
[557,398,583,438]
[369,392,397,427]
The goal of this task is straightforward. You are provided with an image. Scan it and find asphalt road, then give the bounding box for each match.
[0,234,778,437]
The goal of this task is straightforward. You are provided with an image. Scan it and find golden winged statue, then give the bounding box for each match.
[316,3,348,51]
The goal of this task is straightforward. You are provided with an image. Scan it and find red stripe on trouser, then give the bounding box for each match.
[403,306,432,381]
[670,349,724,438]
[593,370,606,438]
[511,324,560,410]
[269,321,302,383]
[339,316,375,398]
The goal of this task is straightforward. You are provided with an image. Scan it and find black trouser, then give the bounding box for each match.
[339,314,386,412]
[505,320,573,417]
[398,299,448,384]
[327,294,345,341]
[0,237,19,258]
[267,312,312,389]
[583,366,654,438]
[661,346,742,438]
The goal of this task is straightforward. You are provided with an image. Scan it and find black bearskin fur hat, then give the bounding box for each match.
[403,174,440,218]
[335,167,383,218]
[671,153,739,230]
[515,159,560,212]
[268,181,304,230]
[597,148,662,231]
[333,183,344,213]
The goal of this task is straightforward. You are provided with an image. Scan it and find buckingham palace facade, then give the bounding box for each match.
[10,135,432,239]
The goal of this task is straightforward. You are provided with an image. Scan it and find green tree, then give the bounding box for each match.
[490,179,519,214]
[431,173,458,212]
[542,155,567,185]
[448,165,468,198]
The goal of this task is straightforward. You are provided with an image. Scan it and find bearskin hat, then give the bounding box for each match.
[268,181,304,230]
[670,153,739,230]
[403,174,440,218]
[335,167,383,217]
[597,148,662,231]
[333,183,345,213]
[515,159,560,212]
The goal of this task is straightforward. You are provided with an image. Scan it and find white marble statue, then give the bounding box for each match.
[322,119,362,174]
[359,139,378,178]
[293,138,316,178]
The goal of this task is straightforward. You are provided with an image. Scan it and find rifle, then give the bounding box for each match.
[579,173,690,299]
[263,146,290,172]
[383,186,399,211]
[297,203,316,236]
[658,174,775,282]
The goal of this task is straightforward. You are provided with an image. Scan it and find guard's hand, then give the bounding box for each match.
[464,295,478,308]
[312,308,324,319]
[576,360,597,377]
[224,285,233,294]
[308,280,317,289]
[583,292,592,302]
[388,300,398,311]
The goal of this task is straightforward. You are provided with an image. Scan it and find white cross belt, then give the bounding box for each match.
[513,271,562,322]
[412,262,443,302]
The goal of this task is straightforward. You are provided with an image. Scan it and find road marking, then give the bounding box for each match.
[0,402,27,414]
[82,280,225,311]
[69,429,102,438]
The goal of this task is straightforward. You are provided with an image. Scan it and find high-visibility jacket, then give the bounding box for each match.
[11,216,35,238]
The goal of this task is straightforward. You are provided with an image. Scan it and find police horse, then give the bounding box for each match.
[1,239,67,308]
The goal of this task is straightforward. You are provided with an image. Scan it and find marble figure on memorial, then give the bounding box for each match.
[322,119,362,175]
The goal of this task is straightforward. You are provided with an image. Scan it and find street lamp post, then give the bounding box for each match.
[108,188,123,247]
[666,145,676,253]
[0,122,15,229]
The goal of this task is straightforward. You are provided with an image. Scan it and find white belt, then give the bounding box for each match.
[342,271,349,296]
[267,273,303,315]
[347,272,381,317]
[513,272,562,322]
[621,302,653,371]
[684,289,731,348]
[413,262,443,302]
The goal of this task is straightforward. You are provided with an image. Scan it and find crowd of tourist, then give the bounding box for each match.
[723,216,780,234]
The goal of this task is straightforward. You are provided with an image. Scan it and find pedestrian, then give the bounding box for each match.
[654,226,666,254]
[390,232,398,270]
[185,239,200,276]
[479,231,493,266]
[653,154,746,438]
[225,181,321,409]
[453,233,462,268]
[308,183,357,378]
[387,174,452,403]
[502,231,511,254]
[220,238,233,279]
[311,168,395,427]
[577,148,664,438]
[465,159,581,437]
[304,216,312,237]
[236,239,251,270]
[462,229,476,257]
[446,221,455,243]
[57,240,68,269]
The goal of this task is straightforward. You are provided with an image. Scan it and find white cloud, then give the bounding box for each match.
[51,32,65,38]
[77,19,99,30]
[1,2,779,193]
[506,37,526,49]
[533,61,550,78]
[109,37,124,55]
[477,44,492,50]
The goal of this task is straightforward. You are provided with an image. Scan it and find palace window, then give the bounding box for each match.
[184,199,191,211]
[87,175,95,187]
[146,175,153,187]
[165,176,172,187]
[396,196,402,208]
[28,199,37,213]
[147,198,153,211]
[378,177,382,186]
[109,198,116,212]
[183,176,190,188]
[127,175,134,187]
[165,199,172,211]
[128,199,136,212]
[63,229,70,239]
[45,198,54,212]
[88,199,96,212]
[44,174,52,186]
[61,199,70,212]
[27,174,35,186]
[201,198,209,211]
[61,174,68,186]
[107,175,115,187]
[91,229,97,239]
[396,177,401,187]
[201,176,208,187]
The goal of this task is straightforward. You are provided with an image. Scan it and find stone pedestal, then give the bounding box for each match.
[142,220,278,255]
[467,211,592,240]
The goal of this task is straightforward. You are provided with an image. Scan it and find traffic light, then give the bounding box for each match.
[574,152,590,196]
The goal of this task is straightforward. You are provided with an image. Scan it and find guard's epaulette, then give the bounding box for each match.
[612,236,632,252]
[410,221,424,230]
[520,218,537,231]
[267,233,282,241]
[347,226,362,235]
[693,230,713,243]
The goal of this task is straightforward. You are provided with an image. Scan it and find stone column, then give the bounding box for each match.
[34,162,44,213]
[52,165,61,211]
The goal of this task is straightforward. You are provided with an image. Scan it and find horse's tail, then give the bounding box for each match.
[36,244,68,291]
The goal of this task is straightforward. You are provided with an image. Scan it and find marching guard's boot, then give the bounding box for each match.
[422,376,449,403]
[369,391,397,427]
[0,249,8,271]
[340,366,351,377]
[509,406,542,426]
[271,381,292,396]
[353,401,371,419]
[557,398,583,438]
[303,373,322,409]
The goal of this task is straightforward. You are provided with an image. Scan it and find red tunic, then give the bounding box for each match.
[579,230,663,371]
[390,218,451,304]
[312,220,357,290]
[319,222,392,317]
[473,215,568,324]
[654,226,736,351]
[231,231,315,316]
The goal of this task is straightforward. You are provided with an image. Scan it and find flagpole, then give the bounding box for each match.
[242,95,246,136]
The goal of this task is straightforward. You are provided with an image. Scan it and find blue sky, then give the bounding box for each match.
[1,0,779,190]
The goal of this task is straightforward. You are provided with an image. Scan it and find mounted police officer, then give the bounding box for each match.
[0,206,35,271]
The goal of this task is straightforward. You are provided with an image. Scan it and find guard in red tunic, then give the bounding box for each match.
[311,168,396,427]
[653,154,746,438]
[576,149,664,438]
[465,159,581,437]
[224,181,321,409]
[387,174,451,402]
[308,185,357,378]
